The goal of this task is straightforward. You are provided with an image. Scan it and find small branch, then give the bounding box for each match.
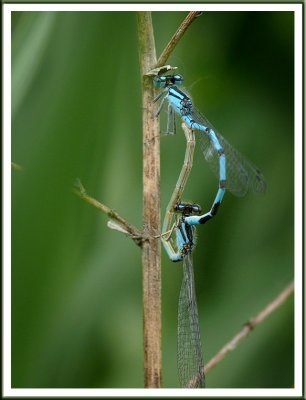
[155,11,203,69]
[73,180,144,247]
[146,65,177,77]
[11,162,24,171]
[204,281,294,375]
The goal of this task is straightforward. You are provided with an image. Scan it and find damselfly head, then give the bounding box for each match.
[174,202,202,215]
[153,74,184,88]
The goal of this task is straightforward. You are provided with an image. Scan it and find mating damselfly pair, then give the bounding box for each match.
[153,72,266,388]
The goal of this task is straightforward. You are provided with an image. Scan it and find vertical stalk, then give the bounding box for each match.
[137,12,162,388]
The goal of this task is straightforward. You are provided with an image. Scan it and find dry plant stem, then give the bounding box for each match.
[137,12,162,388]
[204,281,294,375]
[155,11,203,69]
[73,183,143,247]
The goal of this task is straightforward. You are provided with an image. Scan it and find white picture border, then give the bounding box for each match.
[3,3,303,397]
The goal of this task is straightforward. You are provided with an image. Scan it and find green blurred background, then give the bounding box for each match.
[11,11,294,388]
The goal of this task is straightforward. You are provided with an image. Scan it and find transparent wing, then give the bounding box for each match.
[190,107,267,197]
[177,253,205,388]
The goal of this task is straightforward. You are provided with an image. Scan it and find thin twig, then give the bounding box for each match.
[146,65,177,77]
[11,162,24,171]
[73,179,144,247]
[155,11,203,69]
[204,281,294,375]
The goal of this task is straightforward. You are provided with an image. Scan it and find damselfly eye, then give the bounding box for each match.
[192,204,202,214]
[173,74,184,84]
[153,76,166,88]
